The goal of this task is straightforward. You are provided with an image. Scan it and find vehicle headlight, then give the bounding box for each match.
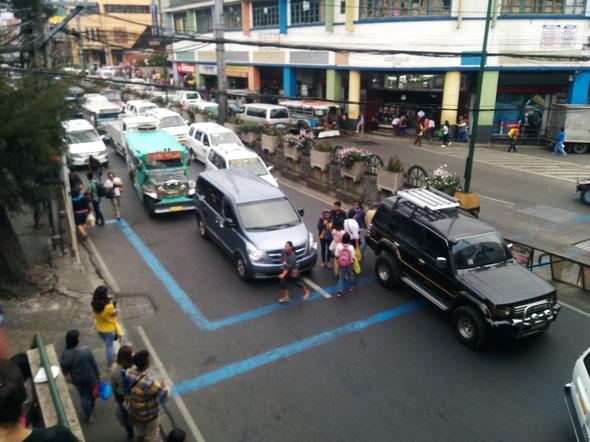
[187,188,196,196]
[246,242,262,262]
[500,306,512,317]
[188,180,196,188]
[309,232,317,251]
[548,293,557,305]
[489,305,511,318]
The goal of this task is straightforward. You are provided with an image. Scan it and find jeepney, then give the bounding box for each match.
[125,130,196,216]
[279,100,341,138]
[82,96,122,128]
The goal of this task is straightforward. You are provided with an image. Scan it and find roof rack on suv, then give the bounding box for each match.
[397,187,460,211]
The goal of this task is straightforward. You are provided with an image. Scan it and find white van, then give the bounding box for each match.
[186,122,242,163]
[124,100,158,117]
[236,103,290,129]
[145,108,189,147]
[177,90,202,109]
[81,96,122,127]
[63,119,109,168]
[206,144,278,187]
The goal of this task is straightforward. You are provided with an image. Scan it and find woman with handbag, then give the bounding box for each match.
[278,241,310,303]
[91,285,122,372]
[317,209,333,269]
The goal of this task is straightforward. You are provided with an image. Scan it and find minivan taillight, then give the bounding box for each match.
[266,121,271,128]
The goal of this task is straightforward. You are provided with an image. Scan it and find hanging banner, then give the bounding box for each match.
[151,0,159,37]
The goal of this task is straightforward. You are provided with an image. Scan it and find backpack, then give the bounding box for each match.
[96,183,114,199]
[337,247,353,268]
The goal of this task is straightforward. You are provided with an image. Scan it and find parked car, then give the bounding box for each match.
[145,108,189,148]
[366,187,560,349]
[63,119,108,168]
[564,345,590,442]
[177,90,202,109]
[186,122,243,164]
[236,103,290,129]
[206,144,277,187]
[124,100,158,117]
[577,177,590,205]
[194,168,317,280]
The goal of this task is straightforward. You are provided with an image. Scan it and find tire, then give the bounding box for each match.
[144,197,156,218]
[375,253,401,289]
[580,188,590,206]
[196,214,209,239]
[190,148,197,163]
[571,143,588,154]
[235,253,251,281]
[451,305,490,349]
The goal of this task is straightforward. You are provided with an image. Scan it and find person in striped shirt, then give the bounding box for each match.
[125,350,171,442]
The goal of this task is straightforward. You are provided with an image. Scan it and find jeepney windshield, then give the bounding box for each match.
[67,130,101,144]
[159,116,185,128]
[98,112,120,121]
[149,168,187,183]
[144,155,184,169]
[229,158,267,176]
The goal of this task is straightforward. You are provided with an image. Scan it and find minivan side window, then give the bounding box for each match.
[270,108,288,119]
[223,199,235,221]
[199,179,223,213]
[188,127,195,138]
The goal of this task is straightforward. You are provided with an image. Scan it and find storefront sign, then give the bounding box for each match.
[258,31,280,51]
[541,24,560,48]
[560,25,577,49]
[177,63,196,74]
[199,64,217,76]
[227,65,248,78]
[510,242,533,267]
[541,24,577,49]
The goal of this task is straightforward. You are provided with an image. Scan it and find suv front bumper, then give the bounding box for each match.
[249,252,318,279]
[487,304,561,337]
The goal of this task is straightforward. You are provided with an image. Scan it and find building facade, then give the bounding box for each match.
[166,0,590,141]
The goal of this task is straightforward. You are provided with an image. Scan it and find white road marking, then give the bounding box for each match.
[86,236,120,293]
[560,301,590,318]
[478,195,516,206]
[301,276,332,298]
[136,325,206,442]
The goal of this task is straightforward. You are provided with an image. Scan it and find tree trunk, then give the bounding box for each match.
[0,204,30,287]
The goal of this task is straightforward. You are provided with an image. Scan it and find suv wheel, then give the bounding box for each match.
[580,187,590,206]
[452,305,490,349]
[196,214,209,239]
[375,254,400,289]
[235,254,251,281]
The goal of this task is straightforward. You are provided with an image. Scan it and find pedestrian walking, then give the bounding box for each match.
[364,202,380,230]
[507,125,520,152]
[344,211,361,249]
[111,345,135,441]
[552,127,567,156]
[348,201,366,230]
[334,233,355,297]
[59,330,101,424]
[427,117,435,141]
[414,120,424,146]
[330,201,347,225]
[356,111,365,134]
[71,188,90,241]
[278,241,310,303]
[317,209,333,269]
[441,121,451,147]
[91,285,122,371]
[167,429,188,442]
[104,172,124,219]
[87,172,105,226]
[398,116,408,136]
[0,359,79,441]
[392,115,400,135]
[329,218,346,275]
[457,116,468,143]
[88,155,103,182]
[125,350,171,442]
[69,172,83,194]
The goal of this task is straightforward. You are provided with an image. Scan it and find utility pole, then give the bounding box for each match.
[463,0,493,193]
[76,8,84,67]
[213,0,228,123]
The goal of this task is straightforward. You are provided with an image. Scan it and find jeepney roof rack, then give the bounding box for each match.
[396,187,460,213]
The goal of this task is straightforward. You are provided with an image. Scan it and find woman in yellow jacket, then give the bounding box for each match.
[91,285,121,371]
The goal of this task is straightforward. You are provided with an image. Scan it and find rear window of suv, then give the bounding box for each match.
[270,108,288,119]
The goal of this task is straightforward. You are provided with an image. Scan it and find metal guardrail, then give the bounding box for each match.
[34,333,69,429]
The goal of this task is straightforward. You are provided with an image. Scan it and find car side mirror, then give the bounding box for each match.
[267,165,274,172]
[435,257,447,268]
[185,120,189,125]
[224,217,236,227]
[100,134,106,140]
[297,208,304,217]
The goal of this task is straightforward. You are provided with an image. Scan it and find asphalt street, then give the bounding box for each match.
[81,141,590,442]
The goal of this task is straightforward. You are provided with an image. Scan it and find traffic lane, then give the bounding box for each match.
[175,298,584,442]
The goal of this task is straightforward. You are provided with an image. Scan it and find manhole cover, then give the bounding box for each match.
[573,238,590,251]
[356,141,377,146]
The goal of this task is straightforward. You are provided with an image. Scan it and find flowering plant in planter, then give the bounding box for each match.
[428,164,462,195]
[336,146,371,168]
[296,128,315,150]
[282,133,299,148]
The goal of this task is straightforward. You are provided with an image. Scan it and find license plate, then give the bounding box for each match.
[170,206,183,212]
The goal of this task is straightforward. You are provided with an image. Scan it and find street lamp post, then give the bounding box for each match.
[463,0,494,193]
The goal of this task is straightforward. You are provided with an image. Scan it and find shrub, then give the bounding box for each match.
[240,122,261,133]
[335,147,371,168]
[263,127,280,136]
[384,155,404,173]
[228,115,240,124]
[313,141,333,153]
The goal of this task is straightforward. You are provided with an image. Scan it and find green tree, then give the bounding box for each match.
[0,73,71,293]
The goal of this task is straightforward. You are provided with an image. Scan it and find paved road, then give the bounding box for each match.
[81,145,588,442]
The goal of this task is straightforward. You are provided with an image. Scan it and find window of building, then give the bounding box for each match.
[340,0,346,13]
[174,12,187,33]
[291,0,323,24]
[195,8,212,32]
[224,4,242,29]
[252,1,279,27]
[359,0,451,20]
[501,0,585,14]
[104,4,150,14]
[114,27,128,43]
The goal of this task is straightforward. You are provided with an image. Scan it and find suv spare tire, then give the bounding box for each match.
[375,253,401,289]
[452,305,490,349]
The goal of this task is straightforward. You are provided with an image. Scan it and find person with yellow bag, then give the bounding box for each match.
[91,285,123,372]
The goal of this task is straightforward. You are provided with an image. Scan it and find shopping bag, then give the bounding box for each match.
[353,258,361,274]
[355,247,362,262]
[87,212,96,226]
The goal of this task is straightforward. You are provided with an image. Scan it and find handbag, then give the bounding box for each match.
[438,130,444,137]
[353,257,361,274]
[92,381,99,399]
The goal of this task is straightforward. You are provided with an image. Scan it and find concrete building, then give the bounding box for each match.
[71,0,154,67]
[166,0,590,141]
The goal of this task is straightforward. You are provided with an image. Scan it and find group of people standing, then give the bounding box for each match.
[69,159,123,241]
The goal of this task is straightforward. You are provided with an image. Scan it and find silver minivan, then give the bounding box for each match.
[237,103,290,129]
[194,169,317,280]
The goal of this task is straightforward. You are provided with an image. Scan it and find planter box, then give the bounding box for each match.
[261,134,279,153]
[377,169,405,193]
[241,131,258,145]
[224,122,238,133]
[340,161,365,182]
[194,114,208,122]
[284,144,303,161]
[310,150,332,171]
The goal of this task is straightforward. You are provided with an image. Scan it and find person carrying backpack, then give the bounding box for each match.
[87,172,105,226]
[334,233,355,298]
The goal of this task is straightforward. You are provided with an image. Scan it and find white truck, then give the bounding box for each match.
[101,115,158,156]
[547,104,590,154]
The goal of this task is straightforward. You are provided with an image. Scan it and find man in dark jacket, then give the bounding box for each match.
[59,329,100,423]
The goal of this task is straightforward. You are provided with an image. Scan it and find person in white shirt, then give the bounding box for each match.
[334,233,356,297]
[343,212,360,248]
[104,172,124,219]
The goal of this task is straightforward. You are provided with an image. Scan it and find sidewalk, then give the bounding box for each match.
[2,208,175,442]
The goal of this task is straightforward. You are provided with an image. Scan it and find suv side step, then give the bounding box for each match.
[401,276,449,311]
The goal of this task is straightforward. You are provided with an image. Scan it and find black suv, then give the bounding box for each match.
[366,188,560,349]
